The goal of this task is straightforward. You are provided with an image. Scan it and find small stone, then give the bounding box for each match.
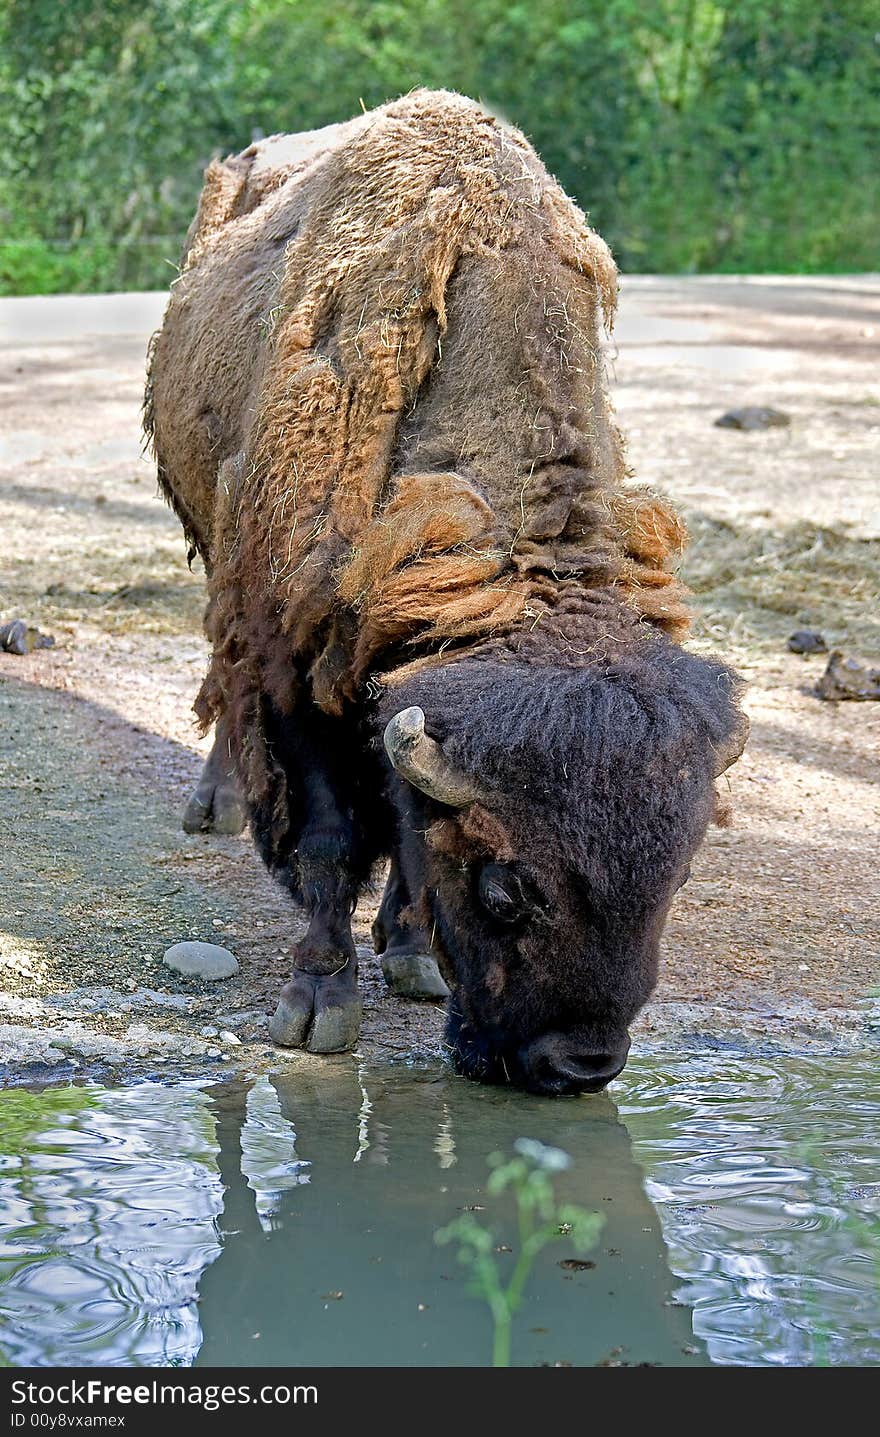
[200,1024,219,1038]
[220,1030,242,1045]
[788,629,827,655]
[714,406,790,430]
[0,619,56,654]
[162,941,239,980]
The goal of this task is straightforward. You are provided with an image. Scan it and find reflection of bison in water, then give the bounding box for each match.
[145,90,747,1095]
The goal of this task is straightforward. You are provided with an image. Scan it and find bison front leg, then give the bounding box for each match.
[373,853,449,999]
[262,711,367,1054]
[269,926,362,1054]
[182,711,247,836]
[268,837,362,1054]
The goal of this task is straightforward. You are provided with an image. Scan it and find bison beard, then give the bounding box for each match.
[145,89,748,1095]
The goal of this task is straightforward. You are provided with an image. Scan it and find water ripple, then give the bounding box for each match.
[0,1084,222,1366]
[616,1054,880,1367]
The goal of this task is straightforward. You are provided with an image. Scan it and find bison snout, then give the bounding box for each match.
[518,1031,631,1096]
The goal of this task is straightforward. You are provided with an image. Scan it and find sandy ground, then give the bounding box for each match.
[1,278,878,1084]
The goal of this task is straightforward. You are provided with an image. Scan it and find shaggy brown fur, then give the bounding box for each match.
[145,90,689,767]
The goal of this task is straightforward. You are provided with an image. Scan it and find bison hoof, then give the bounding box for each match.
[268,971,362,1053]
[182,782,247,836]
[381,951,450,1000]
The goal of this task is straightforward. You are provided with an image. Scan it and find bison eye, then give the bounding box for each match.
[477,865,523,923]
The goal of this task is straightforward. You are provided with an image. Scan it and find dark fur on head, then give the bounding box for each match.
[381,594,744,1094]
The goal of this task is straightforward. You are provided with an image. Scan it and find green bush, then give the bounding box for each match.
[0,0,877,294]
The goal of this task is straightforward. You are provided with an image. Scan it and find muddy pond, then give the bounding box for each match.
[0,1053,877,1368]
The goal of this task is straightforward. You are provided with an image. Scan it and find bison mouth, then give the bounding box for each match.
[445,1001,629,1097]
[445,1004,517,1088]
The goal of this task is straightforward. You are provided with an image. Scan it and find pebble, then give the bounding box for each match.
[0,618,56,654]
[788,629,827,655]
[162,941,239,981]
[714,406,790,430]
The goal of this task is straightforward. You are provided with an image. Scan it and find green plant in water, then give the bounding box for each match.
[435,1137,604,1367]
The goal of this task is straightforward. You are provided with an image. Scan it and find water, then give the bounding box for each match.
[617,1054,880,1367]
[0,1055,876,1368]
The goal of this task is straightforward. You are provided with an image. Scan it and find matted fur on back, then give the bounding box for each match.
[145,89,689,745]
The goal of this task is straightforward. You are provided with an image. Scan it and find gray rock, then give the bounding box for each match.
[163,940,239,980]
[815,649,880,702]
[216,1009,267,1027]
[0,618,56,654]
[714,406,790,430]
[788,629,827,655]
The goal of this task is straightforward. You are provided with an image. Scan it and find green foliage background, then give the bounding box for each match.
[1,0,877,293]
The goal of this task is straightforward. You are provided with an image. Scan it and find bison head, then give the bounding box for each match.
[381,636,747,1097]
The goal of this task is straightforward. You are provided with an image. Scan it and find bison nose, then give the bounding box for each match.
[518,1032,631,1096]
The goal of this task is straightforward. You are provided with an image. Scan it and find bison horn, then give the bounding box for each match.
[383,707,482,808]
[712,711,750,777]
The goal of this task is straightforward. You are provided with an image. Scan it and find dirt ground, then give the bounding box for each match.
[1,278,878,1083]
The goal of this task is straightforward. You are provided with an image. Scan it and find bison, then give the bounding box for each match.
[145,90,747,1096]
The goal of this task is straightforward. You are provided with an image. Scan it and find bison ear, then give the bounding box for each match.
[383,707,484,808]
[684,655,748,779]
[711,709,749,778]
